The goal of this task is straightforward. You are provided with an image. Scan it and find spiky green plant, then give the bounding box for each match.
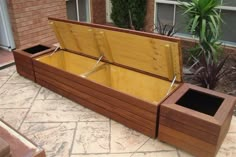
[181,0,222,60]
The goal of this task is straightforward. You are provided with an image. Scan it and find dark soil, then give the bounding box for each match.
[182,49,236,116]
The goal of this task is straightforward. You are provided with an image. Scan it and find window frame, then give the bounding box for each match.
[154,0,236,47]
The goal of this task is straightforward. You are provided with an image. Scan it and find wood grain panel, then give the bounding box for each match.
[36,78,156,138]
[35,72,156,130]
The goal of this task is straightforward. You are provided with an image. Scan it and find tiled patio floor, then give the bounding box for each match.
[0,65,235,157]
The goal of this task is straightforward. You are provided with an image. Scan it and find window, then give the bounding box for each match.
[66,0,91,22]
[155,0,236,46]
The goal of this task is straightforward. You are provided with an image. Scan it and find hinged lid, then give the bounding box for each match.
[49,18,183,82]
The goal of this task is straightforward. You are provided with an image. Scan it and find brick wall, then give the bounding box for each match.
[7,0,67,48]
[90,0,106,25]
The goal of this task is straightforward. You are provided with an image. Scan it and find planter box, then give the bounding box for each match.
[32,18,183,138]
[0,120,45,157]
[13,44,55,82]
[159,83,236,157]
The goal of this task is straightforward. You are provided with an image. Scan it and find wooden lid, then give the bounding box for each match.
[49,18,183,82]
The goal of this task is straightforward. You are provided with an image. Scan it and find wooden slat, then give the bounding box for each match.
[158,125,217,156]
[35,71,156,129]
[160,104,220,136]
[36,78,156,138]
[33,59,157,113]
[159,116,218,144]
[34,66,156,121]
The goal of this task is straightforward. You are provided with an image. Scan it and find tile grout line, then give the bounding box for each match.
[17,86,42,131]
[69,122,78,157]
[130,137,150,157]
[71,150,178,156]
[0,70,16,89]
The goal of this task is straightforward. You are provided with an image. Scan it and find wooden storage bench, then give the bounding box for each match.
[32,17,183,138]
[13,44,55,82]
[159,83,236,157]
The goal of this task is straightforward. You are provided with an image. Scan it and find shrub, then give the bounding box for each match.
[110,0,146,30]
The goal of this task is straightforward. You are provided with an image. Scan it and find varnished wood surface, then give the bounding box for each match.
[158,83,236,157]
[48,18,183,82]
[36,77,157,138]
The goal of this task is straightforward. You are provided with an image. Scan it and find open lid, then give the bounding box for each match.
[49,18,183,82]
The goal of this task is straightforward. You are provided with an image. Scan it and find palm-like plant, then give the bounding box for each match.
[181,0,222,60]
[181,0,235,89]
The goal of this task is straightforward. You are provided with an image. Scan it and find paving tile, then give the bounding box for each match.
[110,120,149,153]
[72,122,110,154]
[0,109,28,129]
[0,83,40,108]
[0,75,9,87]
[71,154,131,157]
[36,87,63,100]
[138,138,176,152]
[6,72,33,84]
[132,151,178,157]
[0,66,16,76]
[20,122,76,157]
[24,99,108,122]
[217,133,236,157]
[178,150,193,157]
[229,116,236,133]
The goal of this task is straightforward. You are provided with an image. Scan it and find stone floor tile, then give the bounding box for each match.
[132,151,178,157]
[137,138,176,152]
[0,83,40,108]
[0,76,9,87]
[0,109,28,129]
[229,116,236,133]
[6,72,33,84]
[0,66,16,76]
[20,122,76,157]
[72,122,110,154]
[71,153,132,157]
[178,150,194,157]
[36,87,63,100]
[110,121,149,153]
[24,99,108,122]
[217,133,236,157]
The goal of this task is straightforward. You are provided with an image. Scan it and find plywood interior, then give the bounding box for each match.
[49,20,182,82]
[37,51,179,104]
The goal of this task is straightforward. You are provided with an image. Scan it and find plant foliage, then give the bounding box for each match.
[180,0,222,60]
[110,0,146,30]
[181,0,233,89]
[153,16,176,36]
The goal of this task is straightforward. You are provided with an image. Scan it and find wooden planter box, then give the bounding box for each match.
[31,18,183,138]
[0,120,45,157]
[13,44,55,82]
[159,83,236,157]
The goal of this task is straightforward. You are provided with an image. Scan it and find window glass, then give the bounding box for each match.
[175,6,189,34]
[221,10,236,43]
[222,0,236,6]
[66,0,77,21]
[78,0,88,22]
[156,3,174,25]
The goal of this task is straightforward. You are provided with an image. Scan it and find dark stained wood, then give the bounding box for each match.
[158,83,236,157]
[34,66,156,121]
[13,44,55,82]
[33,60,158,114]
[0,120,46,157]
[36,78,157,138]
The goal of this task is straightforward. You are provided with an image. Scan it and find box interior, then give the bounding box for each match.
[23,45,50,54]
[176,89,224,116]
[37,51,179,104]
